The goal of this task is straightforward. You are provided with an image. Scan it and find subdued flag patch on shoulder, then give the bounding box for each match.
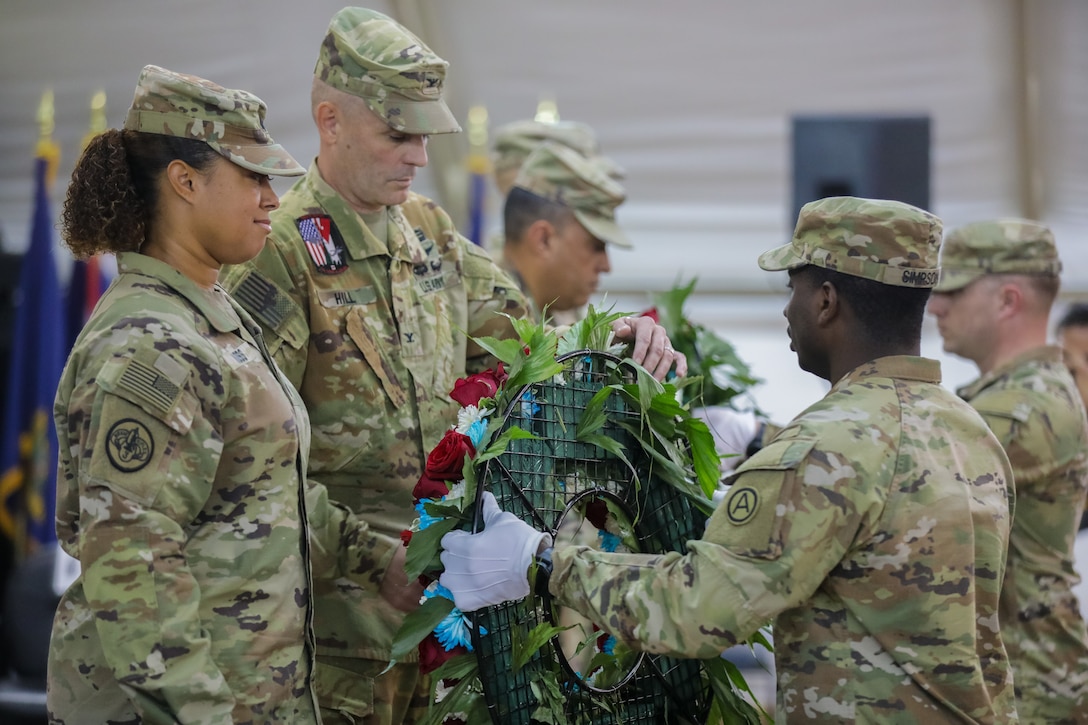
[231,271,295,332]
[117,358,181,418]
[299,214,348,274]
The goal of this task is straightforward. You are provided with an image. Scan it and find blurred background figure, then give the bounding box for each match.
[1056,301,1088,623]
[1056,302,1088,416]
[502,141,629,325]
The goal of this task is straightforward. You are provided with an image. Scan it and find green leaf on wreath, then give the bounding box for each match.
[512,619,572,672]
[404,517,458,580]
[388,596,454,664]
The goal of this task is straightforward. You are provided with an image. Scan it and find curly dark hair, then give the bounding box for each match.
[61,129,219,258]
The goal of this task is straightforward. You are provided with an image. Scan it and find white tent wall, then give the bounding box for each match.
[0,0,1084,420]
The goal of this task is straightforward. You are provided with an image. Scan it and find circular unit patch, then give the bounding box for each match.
[726,486,760,525]
[106,418,155,473]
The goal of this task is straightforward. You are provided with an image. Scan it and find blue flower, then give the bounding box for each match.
[465,418,488,448]
[426,582,487,651]
[599,634,616,655]
[415,499,443,531]
[519,390,541,418]
[598,530,621,553]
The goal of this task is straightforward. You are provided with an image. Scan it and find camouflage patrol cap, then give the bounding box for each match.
[124,65,304,177]
[493,120,597,171]
[315,7,460,135]
[933,219,1061,292]
[515,142,631,249]
[759,196,942,288]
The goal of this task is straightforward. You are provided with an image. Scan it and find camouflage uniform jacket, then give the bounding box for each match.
[958,345,1088,722]
[219,163,528,665]
[552,356,1020,723]
[48,253,396,724]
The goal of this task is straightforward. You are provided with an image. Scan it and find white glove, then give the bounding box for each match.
[692,407,761,473]
[440,492,552,612]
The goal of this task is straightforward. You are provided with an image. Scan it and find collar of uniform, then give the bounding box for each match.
[832,355,942,391]
[304,160,409,261]
[116,252,243,334]
[956,345,1065,401]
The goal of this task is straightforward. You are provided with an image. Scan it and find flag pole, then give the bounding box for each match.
[465,105,490,246]
[69,91,110,339]
[36,89,61,189]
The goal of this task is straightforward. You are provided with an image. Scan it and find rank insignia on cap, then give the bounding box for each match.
[299,215,348,274]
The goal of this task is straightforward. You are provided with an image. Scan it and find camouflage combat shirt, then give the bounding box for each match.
[220,162,528,669]
[958,345,1088,722]
[552,356,1020,723]
[49,253,397,724]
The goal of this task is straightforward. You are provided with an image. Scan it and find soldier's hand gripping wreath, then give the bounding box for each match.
[439,492,551,612]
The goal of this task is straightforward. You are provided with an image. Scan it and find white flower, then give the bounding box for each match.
[445,481,467,503]
[455,405,491,433]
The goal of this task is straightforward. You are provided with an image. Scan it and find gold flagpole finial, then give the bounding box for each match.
[35,89,61,187]
[82,90,107,150]
[534,97,559,124]
[467,105,490,174]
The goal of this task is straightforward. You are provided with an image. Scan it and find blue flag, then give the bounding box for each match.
[0,155,67,558]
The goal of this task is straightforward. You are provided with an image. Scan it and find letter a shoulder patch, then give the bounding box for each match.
[298,214,348,274]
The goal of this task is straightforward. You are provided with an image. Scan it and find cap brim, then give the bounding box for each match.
[373,97,462,135]
[575,210,632,250]
[757,241,804,272]
[220,142,306,177]
[933,267,981,293]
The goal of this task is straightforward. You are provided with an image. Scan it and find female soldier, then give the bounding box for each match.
[47,65,417,724]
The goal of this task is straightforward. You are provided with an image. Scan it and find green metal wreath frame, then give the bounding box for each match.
[469,350,710,724]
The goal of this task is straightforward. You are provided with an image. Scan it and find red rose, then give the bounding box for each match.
[584,498,609,530]
[449,367,506,407]
[400,529,413,547]
[419,633,467,674]
[425,430,475,481]
[413,473,450,502]
[641,307,659,323]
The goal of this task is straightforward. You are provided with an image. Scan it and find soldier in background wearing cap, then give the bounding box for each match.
[502,141,630,325]
[488,120,625,324]
[928,219,1088,721]
[49,65,413,724]
[440,196,1019,721]
[218,8,684,724]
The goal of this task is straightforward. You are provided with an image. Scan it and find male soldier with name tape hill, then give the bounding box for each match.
[219,7,683,724]
[440,196,1021,722]
[929,219,1088,722]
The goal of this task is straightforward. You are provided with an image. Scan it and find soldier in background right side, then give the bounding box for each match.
[928,219,1088,723]
[1056,301,1088,531]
